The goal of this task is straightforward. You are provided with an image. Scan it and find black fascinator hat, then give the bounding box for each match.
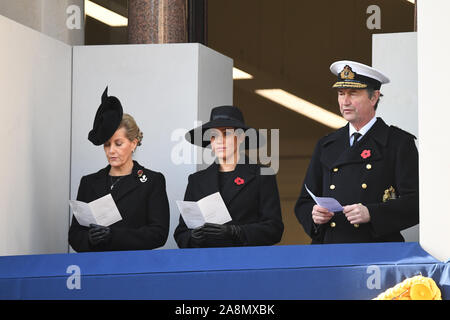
[88,87,123,146]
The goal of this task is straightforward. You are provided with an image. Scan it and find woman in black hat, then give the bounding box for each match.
[68,87,170,252]
[173,105,284,248]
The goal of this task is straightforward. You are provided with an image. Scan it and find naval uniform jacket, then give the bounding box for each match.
[69,161,170,252]
[174,162,284,248]
[294,118,419,244]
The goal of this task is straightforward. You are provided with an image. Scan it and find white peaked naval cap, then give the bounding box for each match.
[330,60,390,90]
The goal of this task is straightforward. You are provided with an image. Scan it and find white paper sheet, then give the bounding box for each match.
[176,192,232,229]
[305,185,344,212]
[69,194,122,227]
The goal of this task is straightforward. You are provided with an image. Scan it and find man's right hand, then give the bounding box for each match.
[311,205,334,224]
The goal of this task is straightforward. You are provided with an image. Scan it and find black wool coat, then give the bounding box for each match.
[69,161,170,252]
[294,118,419,244]
[174,162,284,248]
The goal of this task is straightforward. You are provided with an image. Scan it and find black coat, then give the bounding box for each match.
[295,118,419,244]
[69,161,170,252]
[174,162,284,248]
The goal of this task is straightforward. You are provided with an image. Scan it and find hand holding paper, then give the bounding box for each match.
[305,185,344,212]
[88,223,112,246]
[69,194,122,227]
[176,192,232,229]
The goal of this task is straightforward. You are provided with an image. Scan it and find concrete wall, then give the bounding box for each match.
[417,0,450,261]
[0,0,84,46]
[1,14,233,254]
[372,32,419,242]
[0,15,72,255]
[71,43,233,250]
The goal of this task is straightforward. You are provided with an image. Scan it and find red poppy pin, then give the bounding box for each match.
[234,177,245,186]
[137,169,144,177]
[360,149,371,159]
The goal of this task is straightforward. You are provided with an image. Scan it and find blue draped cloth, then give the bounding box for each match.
[0,242,448,299]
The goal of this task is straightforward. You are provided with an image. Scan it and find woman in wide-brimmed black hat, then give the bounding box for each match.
[174,105,284,248]
[69,87,170,252]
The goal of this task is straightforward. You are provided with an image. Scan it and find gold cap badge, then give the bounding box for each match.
[339,65,355,80]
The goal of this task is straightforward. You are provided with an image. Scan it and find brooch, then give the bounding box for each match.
[234,177,245,186]
[382,186,396,202]
[361,149,371,159]
[137,169,147,183]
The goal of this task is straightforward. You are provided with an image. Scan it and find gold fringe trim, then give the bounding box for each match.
[332,81,368,89]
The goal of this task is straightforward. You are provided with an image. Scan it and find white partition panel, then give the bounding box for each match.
[71,44,233,249]
[372,32,419,242]
[417,0,450,261]
[0,15,72,255]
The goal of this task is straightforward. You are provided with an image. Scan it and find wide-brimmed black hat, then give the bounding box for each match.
[88,87,123,146]
[185,105,262,149]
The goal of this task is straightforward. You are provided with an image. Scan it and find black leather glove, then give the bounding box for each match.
[88,224,112,247]
[227,224,245,245]
[189,225,206,248]
[201,223,245,247]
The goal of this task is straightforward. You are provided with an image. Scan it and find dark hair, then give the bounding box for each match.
[366,87,383,111]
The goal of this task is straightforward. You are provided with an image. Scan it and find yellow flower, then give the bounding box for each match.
[373,275,441,300]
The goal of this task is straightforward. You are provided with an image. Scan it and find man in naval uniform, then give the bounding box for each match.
[294,60,419,244]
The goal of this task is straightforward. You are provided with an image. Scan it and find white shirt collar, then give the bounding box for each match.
[349,116,377,142]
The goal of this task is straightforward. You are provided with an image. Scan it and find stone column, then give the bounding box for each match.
[128,0,187,44]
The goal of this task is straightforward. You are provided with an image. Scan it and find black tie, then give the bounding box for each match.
[351,132,362,147]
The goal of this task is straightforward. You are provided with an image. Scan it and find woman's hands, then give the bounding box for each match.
[88,224,112,246]
[189,223,244,247]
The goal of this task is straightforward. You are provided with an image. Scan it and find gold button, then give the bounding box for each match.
[333,168,339,172]
[366,164,372,170]
[354,224,360,228]
[362,183,367,189]
[330,184,336,190]
[330,222,336,228]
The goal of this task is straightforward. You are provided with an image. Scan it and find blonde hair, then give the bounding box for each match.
[118,113,143,146]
